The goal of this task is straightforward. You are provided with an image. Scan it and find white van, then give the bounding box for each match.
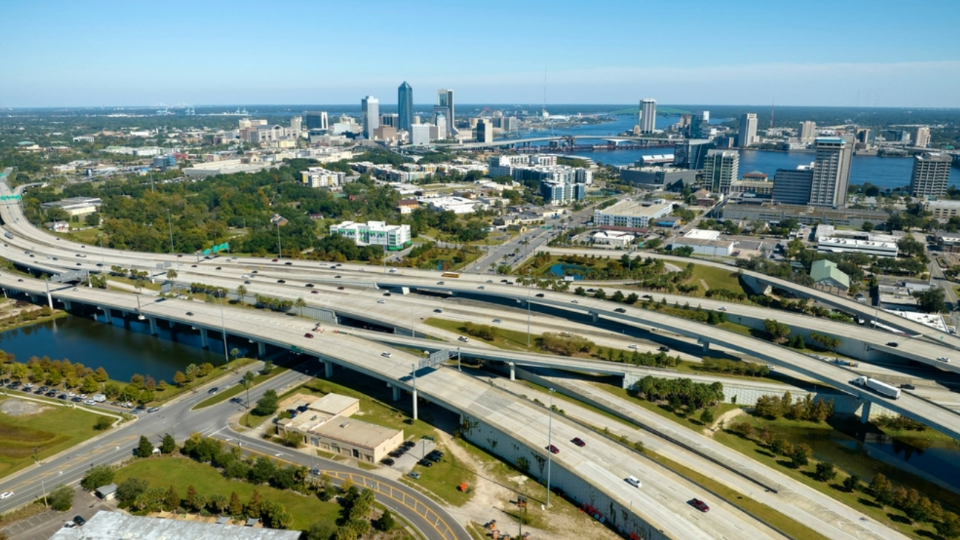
[625,476,642,488]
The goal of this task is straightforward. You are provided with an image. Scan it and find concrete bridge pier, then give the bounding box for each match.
[391,385,401,401]
[860,401,873,423]
[258,342,266,357]
[509,362,516,381]
[412,389,418,421]
[101,307,112,324]
[321,360,333,378]
[589,312,598,323]
[62,300,72,311]
[147,317,158,335]
[28,293,38,303]
[701,340,710,353]
[198,327,209,348]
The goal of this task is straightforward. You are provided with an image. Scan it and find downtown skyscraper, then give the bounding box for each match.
[398,82,413,132]
[435,89,455,138]
[639,98,657,134]
[361,96,379,139]
[808,137,852,207]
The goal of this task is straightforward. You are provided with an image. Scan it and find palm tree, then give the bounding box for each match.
[294,297,307,317]
[236,285,248,304]
[166,269,178,279]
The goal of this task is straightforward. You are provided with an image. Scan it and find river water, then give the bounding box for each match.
[515,114,951,190]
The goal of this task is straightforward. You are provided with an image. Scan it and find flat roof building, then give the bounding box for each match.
[329,220,411,251]
[703,150,739,194]
[809,137,852,207]
[618,166,697,189]
[276,393,403,464]
[910,152,952,198]
[40,197,102,216]
[817,236,898,258]
[772,164,814,205]
[594,199,672,231]
[48,511,301,540]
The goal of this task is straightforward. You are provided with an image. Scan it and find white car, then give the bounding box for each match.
[458,336,469,342]
[377,299,386,304]
[938,357,951,363]
[381,352,392,358]
[0,491,13,499]
[625,476,642,488]
[571,299,579,304]
[718,307,727,311]
[628,344,638,349]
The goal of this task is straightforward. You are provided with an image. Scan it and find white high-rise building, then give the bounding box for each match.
[434,114,447,139]
[910,152,952,198]
[703,150,740,194]
[411,124,432,146]
[330,221,411,251]
[798,121,816,143]
[361,96,379,139]
[913,126,931,148]
[290,116,302,137]
[639,98,657,134]
[809,137,852,207]
[738,113,757,148]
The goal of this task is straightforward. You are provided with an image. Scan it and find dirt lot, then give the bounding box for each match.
[0,399,50,417]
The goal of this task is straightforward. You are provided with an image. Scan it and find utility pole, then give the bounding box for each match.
[546,388,555,508]
[276,222,282,259]
[166,209,175,254]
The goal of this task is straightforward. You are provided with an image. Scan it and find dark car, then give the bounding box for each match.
[311,290,319,294]
[186,311,194,316]
[305,283,314,288]
[335,275,342,279]
[690,498,710,513]
[73,515,86,526]
[572,437,586,447]
[304,333,314,339]
[427,454,441,463]
[244,280,251,284]
[614,308,626,313]
[58,394,67,400]
[147,407,160,413]
[886,342,899,347]
[658,346,670,352]
[383,292,391,296]
[901,383,917,390]
[277,279,286,284]
[418,459,433,467]
[215,267,222,270]
[381,458,395,466]
[337,286,345,290]
[402,441,416,448]
[535,293,545,298]
[272,259,278,262]
[547,444,559,454]
[208,387,219,394]
[389,450,402,458]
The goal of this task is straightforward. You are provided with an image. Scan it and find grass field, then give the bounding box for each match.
[402,441,476,507]
[423,317,538,353]
[193,367,287,410]
[688,264,747,294]
[0,396,106,479]
[113,457,341,531]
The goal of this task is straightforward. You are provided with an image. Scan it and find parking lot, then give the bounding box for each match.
[1,488,112,540]
[388,439,436,474]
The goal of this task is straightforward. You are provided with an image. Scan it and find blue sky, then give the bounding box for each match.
[2,0,958,107]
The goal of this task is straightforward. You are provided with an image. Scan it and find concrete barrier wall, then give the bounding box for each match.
[460,414,672,540]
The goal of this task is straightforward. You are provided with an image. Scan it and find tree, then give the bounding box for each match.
[254,389,279,416]
[236,285,248,302]
[136,435,155,458]
[699,408,715,425]
[842,474,860,492]
[228,491,243,516]
[295,297,307,316]
[160,434,177,454]
[94,416,113,431]
[790,444,811,468]
[262,360,274,374]
[594,288,607,300]
[574,286,586,296]
[935,512,960,539]
[814,462,836,482]
[763,319,791,343]
[116,477,149,504]
[166,269,178,279]
[913,287,946,314]
[870,473,894,507]
[80,465,114,490]
[173,371,186,387]
[305,520,338,540]
[48,485,74,511]
[378,508,396,531]
[207,494,228,514]
[185,485,198,512]
[246,490,263,519]
[163,485,180,512]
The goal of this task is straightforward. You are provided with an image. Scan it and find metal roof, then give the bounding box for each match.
[48,511,301,540]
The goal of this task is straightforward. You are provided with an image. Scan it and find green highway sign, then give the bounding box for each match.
[0,195,21,201]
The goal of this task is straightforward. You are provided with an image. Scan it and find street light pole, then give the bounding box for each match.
[526,270,532,347]
[99,234,105,268]
[219,293,229,367]
[546,388,555,508]
[276,222,282,260]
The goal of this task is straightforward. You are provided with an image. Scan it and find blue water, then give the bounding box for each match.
[511,114,953,190]
[834,437,960,489]
[548,263,586,279]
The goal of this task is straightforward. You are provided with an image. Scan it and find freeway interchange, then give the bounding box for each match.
[0,171,957,539]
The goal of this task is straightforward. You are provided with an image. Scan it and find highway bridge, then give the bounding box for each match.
[433,134,679,150]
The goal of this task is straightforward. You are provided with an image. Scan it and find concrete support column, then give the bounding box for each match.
[29,294,37,303]
[63,300,72,311]
[148,317,158,335]
[392,385,401,401]
[199,328,209,348]
[702,341,710,353]
[591,312,598,323]
[412,389,418,421]
[46,290,53,310]
[258,342,266,357]
[860,401,873,423]
[102,307,112,324]
[324,361,333,378]
[509,362,516,381]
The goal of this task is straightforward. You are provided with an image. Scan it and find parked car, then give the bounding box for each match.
[381,458,395,466]
[418,459,433,467]
[408,472,421,479]
[73,515,86,526]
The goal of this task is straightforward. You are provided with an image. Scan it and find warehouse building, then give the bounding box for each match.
[668,228,734,256]
[40,197,101,216]
[49,511,301,540]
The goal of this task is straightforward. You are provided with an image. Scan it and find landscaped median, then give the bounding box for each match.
[193,365,287,410]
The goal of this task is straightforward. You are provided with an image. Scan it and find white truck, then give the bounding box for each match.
[92,393,106,403]
[852,376,901,399]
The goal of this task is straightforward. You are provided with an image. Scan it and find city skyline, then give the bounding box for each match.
[2,0,959,108]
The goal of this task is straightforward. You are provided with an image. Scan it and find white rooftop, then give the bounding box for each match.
[683,229,721,241]
[49,511,301,540]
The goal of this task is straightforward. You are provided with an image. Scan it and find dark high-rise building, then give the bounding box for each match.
[305,111,328,130]
[398,82,413,132]
[673,139,714,170]
[435,89,455,138]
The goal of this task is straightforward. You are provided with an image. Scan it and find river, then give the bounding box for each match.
[513,114,951,190]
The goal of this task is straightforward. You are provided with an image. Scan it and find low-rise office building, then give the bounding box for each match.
[816,236,898,258]
[591,230,635,248]
[40,197,102,216]
[300,167,345,189]
[329,220,411,251]
[593,199,672,231]
[49,511,301,540]
[670,229,734,256]
[922,199,960,223]
[276,394,403,464]
[618,165,697,189]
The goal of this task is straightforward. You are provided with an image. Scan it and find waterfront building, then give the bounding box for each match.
[772,164,814,205]
[910,152,953,198]
[305,111,328,130]
[673,139,714,170]
[809,137,852,207]
[380,113,399,128]
[398,81,413,132]
[798,121,816,143]
[361,96,379,139]
[913,126,931,148]
[689,111,710,139]
[330,220,411,251]
[738,113,758,148]
[703,150,739,194]
[640,98,657,134]
[619,166,697,189]
[476,118,493,143]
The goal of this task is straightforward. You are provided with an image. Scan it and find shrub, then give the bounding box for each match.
[94,416,113,431]
[842,474,860,493]
[80,465,114,491]
[814,462,836,482]
[48,485,74,511]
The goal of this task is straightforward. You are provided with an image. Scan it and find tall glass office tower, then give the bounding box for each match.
[398,82,413,132]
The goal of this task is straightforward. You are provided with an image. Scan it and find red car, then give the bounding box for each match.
[310,290,319,294]
[571,437,585,447]
[272,258,278,262]
[546,444,559,455]
[304,333,314,339]
[337,286,345,290]
[690,498,710,513]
